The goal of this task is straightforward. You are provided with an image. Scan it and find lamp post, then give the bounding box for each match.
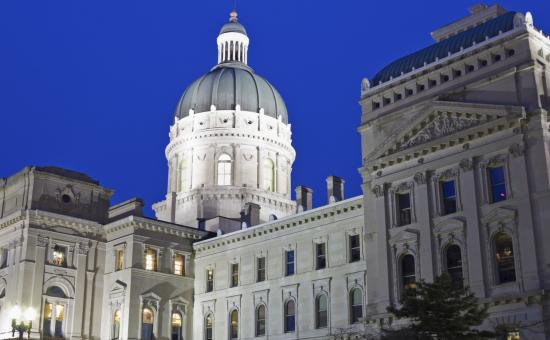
[10,305,35,340]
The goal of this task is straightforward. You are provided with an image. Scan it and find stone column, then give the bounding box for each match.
[30,235,48,335]
[71,243,88,339]
[414,172,435,281]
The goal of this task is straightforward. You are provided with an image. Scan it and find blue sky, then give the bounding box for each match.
[1,1,548,216]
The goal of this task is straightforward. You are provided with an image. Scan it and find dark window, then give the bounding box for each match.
[286,250,295,276]
[230,263,239,287]
[316,243,326,270]
[405,88,414,96]
[257,257,266,282]
[383,97,391,105]
[350,288,363,323]
[397,193,412,226]
[284,300,296,332]
[401,254,416,292]
[394,93,402,101]
[206,269,214,292]
[507,49,515,57]
[373,102,380,110]
[429,79,437,88]
[417,84,425,92]
[0,248,8,268]
[441,180,457,215]
[230,310,238,339]
[453,69,462,77]
[466,64,475,73]
[495,233,516,284]
[205,315,213,340]
[256,305,266,336]
[479,59,488,67]
[349,235,361,262]
[446,245,463,287]
[489,166,507,203]
[316,295,328,328]
[441,74,450,82]
[492,54,502,62]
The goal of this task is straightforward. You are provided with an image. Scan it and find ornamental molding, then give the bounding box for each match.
[371,184,385,198]
[479,153,508,169]
[37,235,49,247]
[459,158,474,172]
[432,168,458,183]
[508,143,525,158]
[413,172,427,185]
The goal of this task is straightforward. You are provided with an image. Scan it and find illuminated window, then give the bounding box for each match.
[263,159,275,192]
[174,254,185,276]
[495,233,516,284]
[229,309,238,339]
[316,295,328,328]
[115,249,124,271]
[55,304,64,337]
[142,308,154,340]
[256,305,266,336]
[52,245,67,267]
[171,312,182,340]
[349,234,361,262]
[507,331,520,340]
[205,314,213,340]
[145,248,157,271]
[284,300,295,333]
[217,154,232,186]
[401,254,416,292]
[257,257,266,282]
[446,245,463,287]
[43,303,53,337]
[350,288,363,323]
[112,310,121,339]
[230,263,239,288]
[206,269,214,292]
[489,166,507,203]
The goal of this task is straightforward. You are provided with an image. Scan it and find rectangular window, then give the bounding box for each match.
[489,166,507,203]
[55,304,64,337]
[43,303,53,337]
[349,235,361,262]
[441,180,457,215]
[285,250,295,276]
[230,263,239,287]
[316,243,326,270]
[115,249,124,271]
[206,269,214,292]
[257,257,266,282]
[145,248,157,271]
[397,193,412,226]
[174,254,185,276]
[52,245,67,267]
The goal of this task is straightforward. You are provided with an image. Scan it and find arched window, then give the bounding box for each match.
[494,233,516,284]
[171,312,182,340]
[45,286,67,298]
[112,310,121,339]
[446,245,463,287]
[142,308,154,340]
[205,314,213,340]
[256,305,266,336]
[229,309,238,339]
[401,254,416,291]
[284,300,296,333]
[263,159,275,192]
[316,294,328,329]
[349,288,363,323]
[178,158,187,192]
[217,154,232,186]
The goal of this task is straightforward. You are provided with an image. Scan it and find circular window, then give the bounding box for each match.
[61,194,71,204]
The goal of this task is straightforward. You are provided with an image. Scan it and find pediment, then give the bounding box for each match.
[389,228,419,246]
[481,207,516,227]
[433,218,465,235]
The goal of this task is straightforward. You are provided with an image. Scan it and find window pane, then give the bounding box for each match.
[285,300,295,332]
[446,245,463,287]
[263,159,275,192]
[217,154,232,186]
[256,305,266,336]
[113,310,121,339]
[174,254,184,276]
[489,167,507,203]
[116,250,124,271]
[495,233,516,283]
[205,315,213,340]
[350,234,361,262]
[401,255,416,290]
[206,269,214,292]
[230,310,238,339]
[286,250,295,276]
[145,248,157,271]
[397,193,412,225]
[43,303,53,337]
[257,257,266,282]
[53,245,67,267]
[441,180,457,215]
[231,263,239,287]
[316,243,326,269]
[316,295,328,328]
[350,289,363,323]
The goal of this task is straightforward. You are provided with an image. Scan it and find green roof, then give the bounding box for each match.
[371,11,519,86]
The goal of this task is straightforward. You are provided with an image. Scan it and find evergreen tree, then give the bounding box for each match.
[383,273,494,340]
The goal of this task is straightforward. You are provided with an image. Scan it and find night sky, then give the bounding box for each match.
[1,1,549,216]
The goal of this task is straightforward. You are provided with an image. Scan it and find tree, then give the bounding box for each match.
[383,273,495,340]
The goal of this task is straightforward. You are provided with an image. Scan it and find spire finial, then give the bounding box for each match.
[229,10,238,23]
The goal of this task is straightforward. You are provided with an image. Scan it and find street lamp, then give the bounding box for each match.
[10,304,35,340]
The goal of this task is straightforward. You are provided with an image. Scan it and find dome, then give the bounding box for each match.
[219,21,247,36]
[174,63,288,123]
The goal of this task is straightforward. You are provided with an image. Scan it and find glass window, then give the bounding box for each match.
[205,314,213,340]
[257,257,266,282]
[446,245,463,287]
[206,269,214,292]
[284,300,296,333]
[507,331,520,340]
[217,154,232,186]
[230,309,238,339]
[397,193,412,226]
[171,312,182,340]
[52,245,67,267]
[178,158,187,192]
[495,233,516,284]
[145,248,157,271]
[43,303,53,337]
[256,305,266,336]
[285,250,295,276]
[349,234,361,262]
[316,243,326,270]
[142,308,154,340]
[230,263,239,287]
[112,310,121,339]
[55,304,64,337]
[115,249,124,271]
[316,295,328,329]
[174,254,185,276]
[263,159,275,192]
[441,180,457,215]
[350,288,363,323]
[401,254,416,291]
[489,166,507,203]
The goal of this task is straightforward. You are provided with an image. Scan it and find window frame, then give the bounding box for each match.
[400,254,417,294]
[173,253,185,276]
[204,314,214,340]
[493,232,517,285]
[255,304,267,337]
[349,234,361,263]
[256,256,266,283]
[285,249,295,276]
[315,294,328,329]
[315,242,327,270]
[262,158,276,192]
[216,153,233,186]
[206,268,214,293]
[349,288,363,324]
[229,309,239,339]
[144,247,159,272]
[445,244,463,287]
[230,262,239,288]
[284,299,296,333]
[488,165,507,204]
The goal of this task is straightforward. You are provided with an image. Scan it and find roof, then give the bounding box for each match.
[371,11,519,86]
[219,21,247,36]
